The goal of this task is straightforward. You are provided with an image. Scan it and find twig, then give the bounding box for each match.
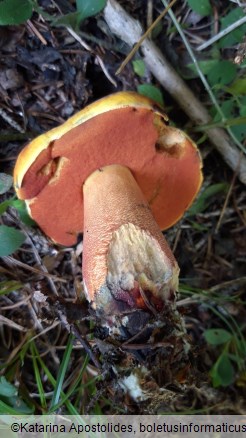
[116,0,178,75]
[3,256,66,282]
[196,15,246,51]
[50,0,116,86]
[147,0,153,30]
[28,321,60,343]
[55,305,101,368]
[177,297,200,307]
[66,27,117,88]
[0,315,26,332]
[27,19,48,45]
[209,276,246,292]
[0,333,30,373]
[104,0,246,184]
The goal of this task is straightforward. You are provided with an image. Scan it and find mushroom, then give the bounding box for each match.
[14,92,202,316]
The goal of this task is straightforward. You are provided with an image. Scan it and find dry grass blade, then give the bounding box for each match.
[3,256,66,282]
[0,333,30,372]
[28,321,60,344]
[197,15,246,51]
[66,27,117,87]
[0,315,26,332]
[1,295,31,310]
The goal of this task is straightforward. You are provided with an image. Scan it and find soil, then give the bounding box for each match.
[0,0,245,414]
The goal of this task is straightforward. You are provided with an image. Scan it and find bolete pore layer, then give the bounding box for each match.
[14,92,203,315]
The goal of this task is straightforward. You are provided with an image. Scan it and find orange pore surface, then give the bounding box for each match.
[20,107,201,246]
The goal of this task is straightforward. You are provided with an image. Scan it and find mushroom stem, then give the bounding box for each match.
[82,164,179,315]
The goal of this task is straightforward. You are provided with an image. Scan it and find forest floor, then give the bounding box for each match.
[0,0,245,415]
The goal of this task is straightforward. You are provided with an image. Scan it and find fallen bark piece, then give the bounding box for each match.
[104,0,246,185]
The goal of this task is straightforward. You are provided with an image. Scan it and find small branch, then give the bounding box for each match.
[196,15,246,51]
[116,0,178,75]
[104,0,246,184]
[66,27,117,88]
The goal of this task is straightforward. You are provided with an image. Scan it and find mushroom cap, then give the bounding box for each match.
[14,91,203,246]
